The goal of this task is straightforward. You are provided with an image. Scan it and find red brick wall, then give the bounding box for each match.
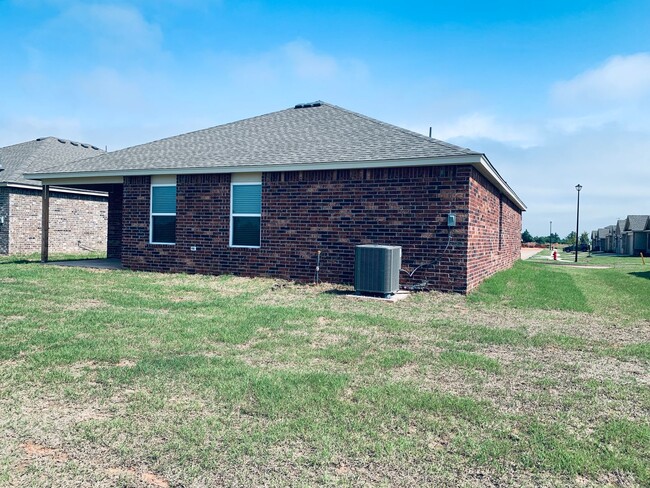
[466,168,522,291]
[4,187,108,255]
[120,166,521,293]
[0,189,8,254]
[107,185,123,259]
[122,167,472,292]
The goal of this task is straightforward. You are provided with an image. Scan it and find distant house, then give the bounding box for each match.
[25,102,526,293]
[591,230,600,252]
[596,226,614,253]
[623,215,650,256]
[615,219,626,255]
[605,225,616,253]
[0,138,107,255]
[593,215,650,256]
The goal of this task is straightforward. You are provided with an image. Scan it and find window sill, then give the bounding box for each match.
[149,242,176,246]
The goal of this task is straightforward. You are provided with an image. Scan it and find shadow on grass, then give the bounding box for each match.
[630,271,650,280]
[0,257,102,266]
[0,259,33,265]
[319,289,350,296]
[1,253,107,266]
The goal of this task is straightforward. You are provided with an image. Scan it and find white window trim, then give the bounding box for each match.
[150,183,177,245]
[230,182,261,249]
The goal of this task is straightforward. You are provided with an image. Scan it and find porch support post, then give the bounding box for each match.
[41,184,49,263]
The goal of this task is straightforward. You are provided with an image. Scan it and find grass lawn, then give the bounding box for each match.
[1,253,649,486]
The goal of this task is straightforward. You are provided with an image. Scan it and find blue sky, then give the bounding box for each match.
[1,0,649,237]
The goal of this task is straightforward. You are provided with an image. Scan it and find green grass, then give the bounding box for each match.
[470,256,650,320]
[1,254,649,485]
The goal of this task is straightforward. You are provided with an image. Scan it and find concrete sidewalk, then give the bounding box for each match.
[521,248,544,260]
[45,259,123,270]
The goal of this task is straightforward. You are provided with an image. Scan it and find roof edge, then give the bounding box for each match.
[0,182,108,197]
[26,154,526,211]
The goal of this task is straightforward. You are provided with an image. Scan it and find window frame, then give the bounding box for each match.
[229,182,262,249]
[150,183,177,245]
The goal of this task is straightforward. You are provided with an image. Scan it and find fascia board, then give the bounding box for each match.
[0,182,107,197]
[25,154,526,211]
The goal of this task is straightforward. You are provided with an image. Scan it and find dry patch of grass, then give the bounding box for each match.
[1,257,649,486]
[62,298,107,311]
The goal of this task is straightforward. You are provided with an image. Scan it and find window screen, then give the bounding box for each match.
[231,184,261,247]
[151,185,176,244]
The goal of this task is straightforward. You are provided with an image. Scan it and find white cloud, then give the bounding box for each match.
[224,40,367,86]
[282,40,339,80]
[36,3,164,59]
[547,53,650,134]
[552,52,650,104]
[423,113,541,148]
[75,67,145,107]
[547,111,621,133]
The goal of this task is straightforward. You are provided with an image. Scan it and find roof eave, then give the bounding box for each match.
[0,181,108,197]
[25,154,526,211]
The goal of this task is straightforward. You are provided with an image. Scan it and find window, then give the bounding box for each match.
[230,183,261,247]
[150,184,176,244]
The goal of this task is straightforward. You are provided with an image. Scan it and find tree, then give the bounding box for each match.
[522,229,534,243]
[580,231,590,246]
[565,231,577,245]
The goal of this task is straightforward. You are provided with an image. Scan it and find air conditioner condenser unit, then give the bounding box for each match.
[354,245,401,297]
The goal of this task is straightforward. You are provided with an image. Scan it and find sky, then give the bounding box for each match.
[1,0,649,237]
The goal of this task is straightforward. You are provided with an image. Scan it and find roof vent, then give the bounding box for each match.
[81,144,89,148]
[57,138,66,144]
[294,101,322,109]
[70,142,79,146]
[36,138,44,141]
[91,146,99,150]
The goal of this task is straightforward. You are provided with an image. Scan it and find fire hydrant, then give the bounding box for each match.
[553,249,558,261]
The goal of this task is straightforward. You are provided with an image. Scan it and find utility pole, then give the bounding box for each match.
[574,184,582,263]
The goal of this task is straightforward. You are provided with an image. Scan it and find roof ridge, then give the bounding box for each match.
[1,137,103,182]
[16,140,49,178]
[319,101,480,155]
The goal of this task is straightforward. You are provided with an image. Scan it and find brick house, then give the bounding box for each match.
[623,215,650,256]
[592,215,650,256]
[27,102,525,293]
[0,138,107,255]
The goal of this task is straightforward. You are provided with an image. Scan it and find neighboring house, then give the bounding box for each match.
[591,230,600,252]
[26,101,525,293]
[615,219,626,255]
[0,138,107,255]
[605,225,616,253]
[596,227,609,252]
[623,215,650,256]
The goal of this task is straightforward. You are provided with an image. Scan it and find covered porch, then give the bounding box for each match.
[39,179,123,264]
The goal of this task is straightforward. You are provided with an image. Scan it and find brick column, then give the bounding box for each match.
[107,184,123,259]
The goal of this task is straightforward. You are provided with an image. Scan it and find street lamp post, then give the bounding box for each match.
[574,184,582,263]
[549,221,552,251]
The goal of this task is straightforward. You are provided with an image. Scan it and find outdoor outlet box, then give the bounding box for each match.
[0,216,4,225]
[190,246,197,251]
[447,213,456,227]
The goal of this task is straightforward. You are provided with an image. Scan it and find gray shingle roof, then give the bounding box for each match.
[31,102,480,175]
[597,227,613,239]
[625,215,650,232]
[616,219,626,233]
[0,137,102,186]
